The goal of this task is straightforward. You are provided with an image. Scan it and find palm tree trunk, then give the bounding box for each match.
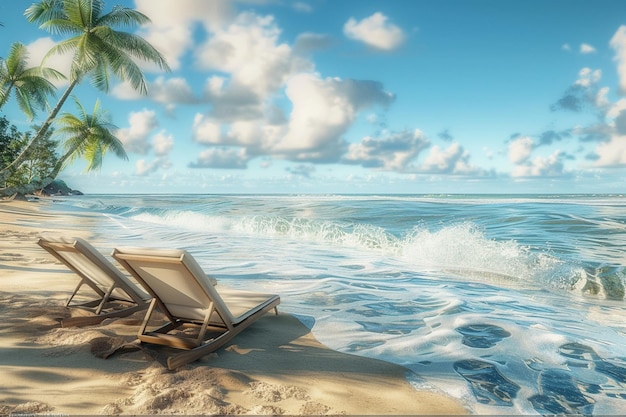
[0,79,78,189]
[48,148,74,180]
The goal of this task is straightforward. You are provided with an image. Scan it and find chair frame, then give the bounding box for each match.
[38,237,150,327]
[112,249,280,370]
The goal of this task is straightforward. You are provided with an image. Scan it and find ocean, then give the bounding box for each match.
[47,193,626,415]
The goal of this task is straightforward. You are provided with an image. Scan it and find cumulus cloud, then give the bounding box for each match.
[552,68,603,112]
[114,76,200,115]
[192,115,223,145]
[508,136,534,164]
[511,151,566,177]
[116,110,159,154]
[189,147,250,169]
[274,74,395,162]
[343,129,429,171]
[133,133,174,176]
[25,37,71,87]
[343,12,406,51]
[134,0,235,71]
[152,132,174,156]
[610,25,626,94]
[419,142,478,174]
[135,157,172,176]
[191,73,395,167]
[575,68,602,88]
[594,134,626,166]
[195,12,312,98]
[149,77,198,105]
[580,43,596,54]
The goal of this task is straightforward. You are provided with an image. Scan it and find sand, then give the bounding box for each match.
[0,199,468,415]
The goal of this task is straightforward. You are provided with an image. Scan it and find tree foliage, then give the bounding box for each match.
[0,42,64,119]
[0,0,170,195]
[52,97,127,177]
[0,116,59,189]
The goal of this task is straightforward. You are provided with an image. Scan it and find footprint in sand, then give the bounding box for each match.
[453,359,520,406]
[455,324,511,348]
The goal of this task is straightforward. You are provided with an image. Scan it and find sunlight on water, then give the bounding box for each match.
[47,194,626,415]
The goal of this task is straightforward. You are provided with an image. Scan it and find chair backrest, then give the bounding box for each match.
[38,236,148,303]
[112,247,234,324]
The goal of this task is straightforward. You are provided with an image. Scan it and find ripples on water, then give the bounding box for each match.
[48,194,626,414]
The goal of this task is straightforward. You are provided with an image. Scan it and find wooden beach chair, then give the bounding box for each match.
[37,236,151,327]
[111,246,280,370]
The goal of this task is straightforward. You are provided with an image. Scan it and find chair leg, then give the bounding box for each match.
[194,302,214,347]
[138,298,158,337]
[65,279,86,307]
[94,285,116,315]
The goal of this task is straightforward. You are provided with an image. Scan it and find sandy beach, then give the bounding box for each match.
[0,199,467,415]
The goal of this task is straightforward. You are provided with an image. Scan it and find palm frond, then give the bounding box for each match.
[24,0,65,27]
[54,96,126,172]
[98,5,151,28]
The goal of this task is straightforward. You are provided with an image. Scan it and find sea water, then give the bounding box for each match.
[47,194,626,414]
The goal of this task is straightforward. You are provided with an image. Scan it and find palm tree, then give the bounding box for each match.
[50,97,127,178]
[0,0,169,189]
[0,42,64,120]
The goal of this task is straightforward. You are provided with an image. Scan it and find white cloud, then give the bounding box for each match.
[343,12,406,51]
[116,109,159,154]
[195,12,311,98]
[274,73,394,161]
[343,129,429,171]
[610,25,626,94]
[190,147,250,169]
[191,73,394,166]
[562,43,572,51]
[135,157,172,176]
[594,134,626,167]
[149,76,198,104]
[25,37,71,87]
[508,136,534,164]
[113,76,198,109]
[111,81,143,100]
[596,86,610,108]
[607,98,626,119]
[136,159,158,176]
[134,0,235,71]
[575,67,602,88]
[420,142,477,174]
[580,43,596,54]
[511,151,565,177]
[152,132,174,156]
[194,115,280,149]
[192,114,222,145]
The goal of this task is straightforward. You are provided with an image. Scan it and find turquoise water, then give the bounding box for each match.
[48,194,626,414]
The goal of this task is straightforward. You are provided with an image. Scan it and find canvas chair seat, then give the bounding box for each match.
[38,236,151,327]
[112,246,280,370]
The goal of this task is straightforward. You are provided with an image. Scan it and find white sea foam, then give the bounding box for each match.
[48,194,626,415]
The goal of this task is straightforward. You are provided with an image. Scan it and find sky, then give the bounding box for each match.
[2,0,626,194]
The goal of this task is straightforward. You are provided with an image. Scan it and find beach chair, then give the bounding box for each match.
[37,236,151,327]
[111,246,280,370]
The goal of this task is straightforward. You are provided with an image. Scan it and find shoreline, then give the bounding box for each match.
[0,199,468,415]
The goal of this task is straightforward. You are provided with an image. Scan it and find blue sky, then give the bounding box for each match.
[2,0,626,194]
